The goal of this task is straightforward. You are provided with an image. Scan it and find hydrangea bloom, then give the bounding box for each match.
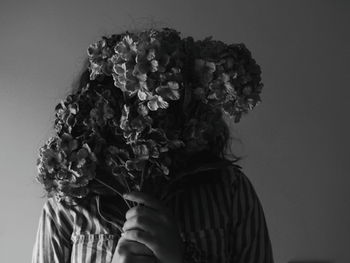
[36,28,263,202]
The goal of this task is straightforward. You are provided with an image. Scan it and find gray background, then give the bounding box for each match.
[0,1,349,262]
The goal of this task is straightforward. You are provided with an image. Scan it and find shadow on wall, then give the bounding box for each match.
[289,261,333,263]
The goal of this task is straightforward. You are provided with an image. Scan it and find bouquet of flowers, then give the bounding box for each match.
[36,28,263,205]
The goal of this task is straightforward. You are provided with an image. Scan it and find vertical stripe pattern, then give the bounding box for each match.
[32,165,274,262]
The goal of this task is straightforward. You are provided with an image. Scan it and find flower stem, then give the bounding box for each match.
[94,178,131,209]
[110,158,135,207]
[96,195,123,233]
[122,173,136,207]
[140,163,147,192]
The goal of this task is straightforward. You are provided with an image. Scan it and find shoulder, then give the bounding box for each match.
[42,197,65,217]
[220,162,245,186]
[220,163,260,199]
[43,196,66,211]
[42,196,74,216]
[43,194,98,212]
[40,195,98,227]
[39,197,76,229]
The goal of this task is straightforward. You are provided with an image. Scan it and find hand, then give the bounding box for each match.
[114,235,156,263]
[122,191,184,263]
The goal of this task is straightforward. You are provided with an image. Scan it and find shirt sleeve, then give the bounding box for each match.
[32,197,73,263]
[229,166,274,263]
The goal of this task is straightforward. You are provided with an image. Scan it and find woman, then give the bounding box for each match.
[32,28,274,263]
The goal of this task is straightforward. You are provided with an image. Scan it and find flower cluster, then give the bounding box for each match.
[36,134,97,199]
[36,28,263,202]
[191,37,263,122]
[87,30,183,112]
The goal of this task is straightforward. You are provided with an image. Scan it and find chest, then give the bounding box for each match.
[68,180,235,263]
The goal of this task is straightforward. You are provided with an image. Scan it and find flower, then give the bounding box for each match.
[155,81,180,101]
[147,95,169,111]
[36,134,99,199]
[36,28,263,201]
[114,35,137,61]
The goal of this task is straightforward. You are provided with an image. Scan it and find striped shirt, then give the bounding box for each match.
[32,164,274,263]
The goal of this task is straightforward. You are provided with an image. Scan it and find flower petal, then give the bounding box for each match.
[155,82,180,101]
[156,96,169,109]
[147,98,158,111]
[138,90,148,101]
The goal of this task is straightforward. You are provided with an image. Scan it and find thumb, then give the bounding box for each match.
[117,237,154,256]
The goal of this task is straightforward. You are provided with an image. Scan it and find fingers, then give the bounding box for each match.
[121,229,158,253]
[125,204,165,222]
[117,237,154,256]
[122,214,160,234]
[123,191,164,211]
[121,191,180,262]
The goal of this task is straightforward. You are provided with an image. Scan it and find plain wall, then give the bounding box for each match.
[0,1,349,262]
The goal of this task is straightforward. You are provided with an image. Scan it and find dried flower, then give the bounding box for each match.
[36,28,263,201]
